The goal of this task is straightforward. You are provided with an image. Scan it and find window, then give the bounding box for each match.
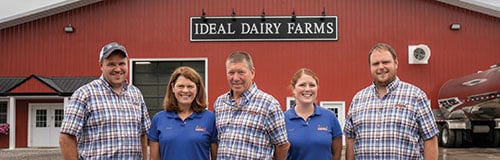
[131,59,207,118]
[0,102,6,123]
[286,97,295,110]
[320,101,346,146]
[35,109,47,127]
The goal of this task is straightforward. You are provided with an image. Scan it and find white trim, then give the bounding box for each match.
[285,97,295,111]
[64,97,69,110]
[320,101,346,146]
[8,97,16,150]
[8,96,64,100]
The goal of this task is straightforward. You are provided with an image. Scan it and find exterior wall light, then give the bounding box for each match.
[450,23,461,30]
[64,24,75,33]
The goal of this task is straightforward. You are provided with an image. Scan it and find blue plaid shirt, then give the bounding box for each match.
[214,83,288,159]
[344,77,439,160]
[60,76,151,160]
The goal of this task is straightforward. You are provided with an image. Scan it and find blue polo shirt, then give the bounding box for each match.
[148,109,217,160]
[284,104,343,160]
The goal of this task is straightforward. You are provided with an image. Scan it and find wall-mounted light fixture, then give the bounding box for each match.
[320,7,326,21]
[450,23,461,30]
[201,9,207,22]
[261,9,266,21]
[291,9,296,22]
[64,24,75,33]
[231,8,236,21]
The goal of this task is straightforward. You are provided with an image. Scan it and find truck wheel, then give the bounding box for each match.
[441,124,456,147]
[489,130,500,147]
[437,124,444,146]
[454,130,463,147]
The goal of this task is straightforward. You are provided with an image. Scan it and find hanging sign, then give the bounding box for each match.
[190,16,338,41]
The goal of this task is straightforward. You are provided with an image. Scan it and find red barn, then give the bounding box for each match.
[0,0,499,148]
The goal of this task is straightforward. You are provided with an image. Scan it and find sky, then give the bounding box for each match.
[0,0,499,21]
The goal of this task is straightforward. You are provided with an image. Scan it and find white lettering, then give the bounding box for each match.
[227,23,236,34]
[196,23,210,34]
[294,23,303,34]
[326,22,335,34]
[241,23,250,34]
[314,23,325,34]
[304,23,313,34]
[194,23,236,35]
[249,24,259,34]
[209,23,217,34]
[273,23,281,34]
[217,24,226,34]
[287,23,295,34]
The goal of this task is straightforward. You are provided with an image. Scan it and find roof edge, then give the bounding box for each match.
[438,0,500,18]
[0,0,103,30]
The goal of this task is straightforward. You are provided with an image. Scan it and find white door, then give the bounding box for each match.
[320,101,346,145]
[30,103,64,147]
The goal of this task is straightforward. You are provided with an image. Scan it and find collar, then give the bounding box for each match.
[371,76,400,96]
[99,75,129,92]
[165,110,202,120]
[225,82,258,103]
[223,82,259,107]
[288,103,322,120]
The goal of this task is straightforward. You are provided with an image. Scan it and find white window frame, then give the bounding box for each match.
[320,101,346,146]
[285,97,295,111]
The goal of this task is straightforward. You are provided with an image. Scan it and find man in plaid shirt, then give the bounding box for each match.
[59,42,150,160]
[344,43,439,160]
[214,51,290,159]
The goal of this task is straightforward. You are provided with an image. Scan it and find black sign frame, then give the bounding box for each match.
[190,16,338,41]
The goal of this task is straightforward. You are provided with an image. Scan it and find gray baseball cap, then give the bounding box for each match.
[99,42,128,62]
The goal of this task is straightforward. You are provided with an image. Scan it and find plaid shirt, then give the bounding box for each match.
[60,76,151,160]
[215,83,288,159]
[344,77,439,160]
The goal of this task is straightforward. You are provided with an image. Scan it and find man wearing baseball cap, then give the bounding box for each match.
[59,42,151,160]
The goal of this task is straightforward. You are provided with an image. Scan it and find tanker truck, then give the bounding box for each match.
[433,63,500,147]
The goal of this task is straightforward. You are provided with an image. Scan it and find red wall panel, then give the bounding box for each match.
[0,0,499,111]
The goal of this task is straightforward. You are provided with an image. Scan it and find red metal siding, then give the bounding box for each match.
[1,0,499,111]
[9,78,55,93]
[14,101,29,147]
[0,135,7,147]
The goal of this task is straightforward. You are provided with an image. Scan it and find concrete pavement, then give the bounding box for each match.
[2,147,500,160]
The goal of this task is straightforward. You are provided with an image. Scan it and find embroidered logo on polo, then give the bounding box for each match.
[395,104,406,108]
[195,125,206,132]
[317,124,328,131]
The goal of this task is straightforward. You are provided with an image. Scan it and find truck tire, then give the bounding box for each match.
[454,130,463,147]
[441,123,462,147]
[489,130,500,147]
[441,124,455,147]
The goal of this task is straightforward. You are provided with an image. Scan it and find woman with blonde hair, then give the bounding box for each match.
[285,68,343,160]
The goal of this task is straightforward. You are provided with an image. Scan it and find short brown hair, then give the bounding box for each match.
[368,43,397,64]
